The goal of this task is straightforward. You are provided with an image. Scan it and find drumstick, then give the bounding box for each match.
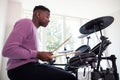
[52,36,72,53]
[52,51,80,58]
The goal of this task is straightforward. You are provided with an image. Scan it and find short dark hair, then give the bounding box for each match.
[33,5,50,12]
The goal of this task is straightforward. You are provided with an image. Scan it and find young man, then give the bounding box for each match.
[2,5,77,80]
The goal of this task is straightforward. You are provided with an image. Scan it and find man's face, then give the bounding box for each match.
[38,11,50,27]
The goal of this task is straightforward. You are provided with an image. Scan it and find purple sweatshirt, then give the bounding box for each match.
[2,18,39,70]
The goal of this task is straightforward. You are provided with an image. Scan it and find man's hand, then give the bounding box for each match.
[36,51,53,62]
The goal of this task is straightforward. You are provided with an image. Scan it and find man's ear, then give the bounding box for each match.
[36,12,41,18]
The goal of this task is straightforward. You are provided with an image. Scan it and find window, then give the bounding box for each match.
[23,9,102,66]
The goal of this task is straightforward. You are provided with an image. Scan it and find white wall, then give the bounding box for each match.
[0,0,8,79]
[21,0,120,19]
[0,0,22,80]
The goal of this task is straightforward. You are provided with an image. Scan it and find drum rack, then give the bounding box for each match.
[79,16,119,80]
[49,16,119,80]
[91,55,119,80]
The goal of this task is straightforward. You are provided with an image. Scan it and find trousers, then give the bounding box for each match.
[7,62,77,80]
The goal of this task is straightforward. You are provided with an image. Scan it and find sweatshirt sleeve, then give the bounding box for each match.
[2,19,38,59]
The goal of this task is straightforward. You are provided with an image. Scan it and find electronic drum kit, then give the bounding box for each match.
[51,16,119,80]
